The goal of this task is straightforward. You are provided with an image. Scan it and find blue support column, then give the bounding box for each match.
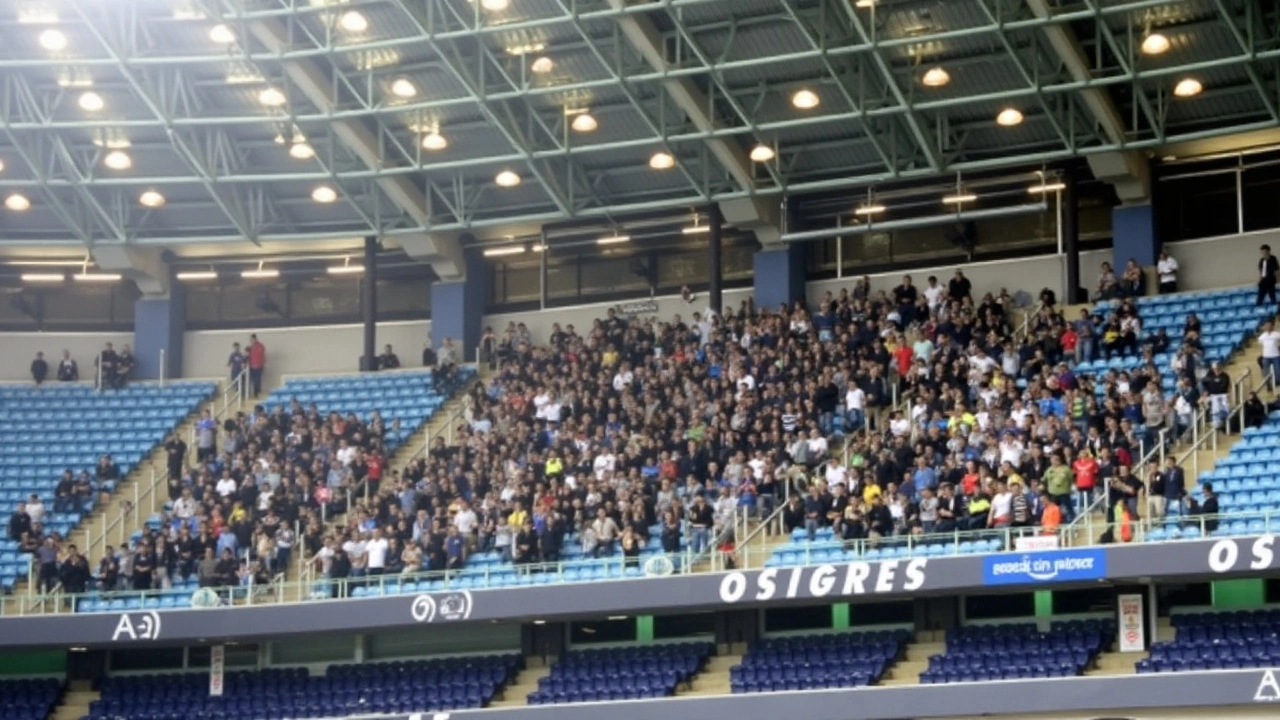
[753,244,805,310]
[133,286,186,381]
[430,252,486,362]
[1113,204,1159,268]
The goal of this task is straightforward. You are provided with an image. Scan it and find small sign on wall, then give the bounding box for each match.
[1118,594,1145,652]
[209,645,225,697]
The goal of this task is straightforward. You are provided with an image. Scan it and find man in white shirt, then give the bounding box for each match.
[25,495,45,526]
[923,275,946,311]
[844,385,866,431]
[1157,251,1179,294]
[453,500,478,553]
[335,439,357,467]
[1261,320,1280,390]
[805,429,828,461]
[823,457,848,490]
[364,529,389,576]
[215,471,238,498]
[173,488,198,520]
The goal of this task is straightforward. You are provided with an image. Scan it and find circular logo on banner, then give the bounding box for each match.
[411,591,473,623]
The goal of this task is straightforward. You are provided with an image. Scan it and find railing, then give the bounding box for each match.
[11,499,1280,617]
[1176,369,1254,479]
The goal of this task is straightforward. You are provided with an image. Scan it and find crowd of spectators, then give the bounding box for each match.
[13,251,1267,599]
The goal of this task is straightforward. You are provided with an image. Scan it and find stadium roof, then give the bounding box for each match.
[0,0,1277,268]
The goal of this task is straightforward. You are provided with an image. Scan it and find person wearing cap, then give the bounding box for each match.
[1201,360,1231,429]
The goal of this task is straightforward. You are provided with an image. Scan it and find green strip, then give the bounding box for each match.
[636,615,655,642]
[1034,591,1053,618]
[832,603,851,629]
[1212,579,1265,609]
[0,650,65,675]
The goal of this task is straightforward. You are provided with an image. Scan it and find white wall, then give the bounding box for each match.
[181,320,430,386]
[0,332,134,383]
[3,232,1271,382]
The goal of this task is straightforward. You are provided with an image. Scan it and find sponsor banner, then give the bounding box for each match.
[411,591,474,624]
[111,610,162,642]
[982,548,1107,585]
[209,645,225,697]
[1014,535,1059,552]
[718,559,930,604]
[616,301,659,316]
[1118,594,1145,652]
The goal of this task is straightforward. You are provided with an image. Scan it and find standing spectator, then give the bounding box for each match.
[195,410,217,462]
[1260,320,1280,389]
[95,342,119,389]
[247,334,267,397]
[30,352,47,385]
[1157,251,1179,294]
[115,344,136,388]
[7,502,30,542]
[36,537,60,593]
[1259,244,1280,308]
[227,342,246,383]
[59,544,91,595]
[948,269,972,302]
[1202,361,1231,428]
[56,350,78,382]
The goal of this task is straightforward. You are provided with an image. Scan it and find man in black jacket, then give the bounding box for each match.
[30,352,47,385]
[59,545,92,594]
[1259,244,1279,307]
[1202,361,1231,428]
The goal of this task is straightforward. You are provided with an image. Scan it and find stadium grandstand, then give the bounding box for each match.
[2,2,1280,720]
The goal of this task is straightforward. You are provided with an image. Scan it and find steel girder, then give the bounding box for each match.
[0,0,1276,247]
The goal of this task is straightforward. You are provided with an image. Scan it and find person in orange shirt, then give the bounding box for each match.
[1072,451,1100,509]
[1039,492,1063,535]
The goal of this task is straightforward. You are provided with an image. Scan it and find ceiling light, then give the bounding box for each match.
[139,190,166,208]
[39,29,68,52]
[597,234,630,246]
[682,223,709,235]
[73,272,122,282]
[78,91,105,112]
[1174,78,1203,98]
[791,89,820,110]
[942,193,978,205]
[311,185,338,203]
[530,56,554,74]
[1028,181,1066,194]
[21,273,64,283]
[749,144,776,163]
[18,8,60,24]
[649,151,675,170]
[289,142,316,159]
[390,78,416,98]
[1141,32,1170,56]
[854,0,876,6]
[176,270,218,281]
[338,10,368,33]
[996,108,1024,126]
[921,66,950,87]
[258,87,287,107]
[103,150,132,170]
[481,0,511,10]
[855,204,887,216]
[421,132,448,151]
[505,42,546,56]
[209,24,236,44]
[326,263,365,275]
[241,268,280,279]
[5,194,32,212]
[483,246,525,257]
[495,170,521,188]
[570,112,598,133]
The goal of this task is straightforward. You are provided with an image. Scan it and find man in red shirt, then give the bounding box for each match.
[247,334,266,398]
[1072,451,1100,510]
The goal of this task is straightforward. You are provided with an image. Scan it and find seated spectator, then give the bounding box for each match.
[30,351,48,385]
[1094,262,1119,301]
[1187,483,1219,533]
[56,349,78,382]
[378,344,401,370]
[1157,251,1179,294]
[1119,258,1145,297]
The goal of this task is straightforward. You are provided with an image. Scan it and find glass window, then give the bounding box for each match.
[1158,172,1239,241]
[1243,162,1280,233]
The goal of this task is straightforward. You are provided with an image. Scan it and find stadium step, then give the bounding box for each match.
[49,685,99,720]
[487,663,552,707]
[880,637,944,686]
[1086,648,1146,676]
[1156,616,1176,642]
[677,653,741,697]
[878,659,929,686]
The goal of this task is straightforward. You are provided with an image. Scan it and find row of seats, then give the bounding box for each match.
[0,678,59,720]
[527,643,711,705]
[1139,610,1280,673]
[920,620,1115,684]
[767,532,1006,567]
[88,656,520,720]
[731,630,908,694]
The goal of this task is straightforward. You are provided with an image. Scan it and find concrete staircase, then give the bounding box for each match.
[49,681,98,720]
[880,632,944,686]
[677,653,740,697]
[738,530,793,570]
[1087,647,1145,676]
[487,662,552,708]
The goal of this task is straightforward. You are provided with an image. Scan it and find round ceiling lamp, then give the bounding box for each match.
[289,142,315,159]
[495,170,521,188]
[311,185,338,203]
[570,112,598,133]
[390,78,417,98]
[921,66,950,88]
[1174,78,1203,98]
[996,108,1024,126]
[103,150,132,170]
[209,24,236,44]
[1141,32,1170,55]
[421,132,448,151]
[649,151,675,170]
[139,190,166,208]
[78,91,105,112]
[39,29,68,51]
[338,11,368,33]
[791,89,820,110]
[530,56,554,74]
[258,87,287,107]
[5,194,31,212]
[749,144,776,163]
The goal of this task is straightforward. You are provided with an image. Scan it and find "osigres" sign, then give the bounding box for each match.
[717,560,929,604]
